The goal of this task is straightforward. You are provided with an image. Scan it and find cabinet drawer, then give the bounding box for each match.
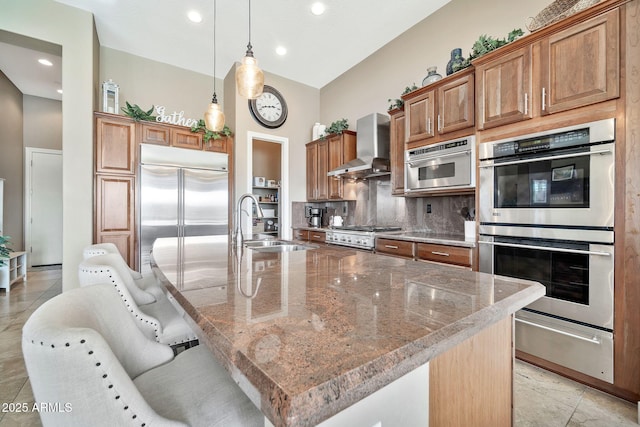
[416,243,471,267]
[309,231,326,243]
[376,238,414,258]
[294,229,310,241]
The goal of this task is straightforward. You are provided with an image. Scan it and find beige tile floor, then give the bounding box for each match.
[0,268,638,426]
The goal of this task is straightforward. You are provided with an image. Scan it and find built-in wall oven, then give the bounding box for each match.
[405,136,475,193]
[478,118,615,383]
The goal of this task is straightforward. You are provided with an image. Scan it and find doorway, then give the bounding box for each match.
[246,132,290,240]
[24,147,63,267]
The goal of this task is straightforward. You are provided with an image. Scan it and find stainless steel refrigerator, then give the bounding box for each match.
[139,144,228,274]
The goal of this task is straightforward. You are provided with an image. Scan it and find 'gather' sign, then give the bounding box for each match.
[155,106,199,127]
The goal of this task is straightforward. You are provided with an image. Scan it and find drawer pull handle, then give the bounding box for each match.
[312,235,322,238]
[385,245,399,249]
[431,251,450,257]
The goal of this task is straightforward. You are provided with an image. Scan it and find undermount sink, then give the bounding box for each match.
[243,240,318,252]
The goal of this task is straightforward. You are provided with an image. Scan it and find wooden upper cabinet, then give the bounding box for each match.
[404,69,475,147]
[404,89,436,145]
[476,45,532,129]
[306,142,319,200]
[203,136,230,153]
[540,8,619,115]
[327,132,356,199]
[316,139,329,200]
[96,115,136,174]
[437,72,474,134]
[140,123,170,146]
[171,128,203,150]
[389,110,406,196]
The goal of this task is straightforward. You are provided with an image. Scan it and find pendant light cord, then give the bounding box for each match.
[213,0,217,96]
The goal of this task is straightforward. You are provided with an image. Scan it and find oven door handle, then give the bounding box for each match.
[478,148,612,168]
[479,240,611,256]
[515,318,601,345]
[406,150,469,167]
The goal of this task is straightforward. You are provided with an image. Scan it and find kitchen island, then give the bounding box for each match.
[151,235,544,427]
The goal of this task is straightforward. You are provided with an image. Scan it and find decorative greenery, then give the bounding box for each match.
[0,236,11,266]
[190,119,233,142]
[387,84,419,111]
[457,28,524,69]
[323,118,349,136]
[121,102,157,122]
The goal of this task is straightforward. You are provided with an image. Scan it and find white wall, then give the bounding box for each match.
[0,0,96,290]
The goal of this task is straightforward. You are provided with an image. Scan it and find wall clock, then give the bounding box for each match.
[248,85,288,129]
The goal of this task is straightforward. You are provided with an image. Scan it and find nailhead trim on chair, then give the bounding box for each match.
[79,267,161,341]
[26,338,149,427]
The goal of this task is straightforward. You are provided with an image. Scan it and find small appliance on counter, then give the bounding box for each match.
[305,206,324,228]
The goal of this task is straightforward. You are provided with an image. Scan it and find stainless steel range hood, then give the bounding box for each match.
[327,113,390,179]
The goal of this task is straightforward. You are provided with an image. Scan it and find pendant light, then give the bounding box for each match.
[235,0,264,99]
[204,0,225,132]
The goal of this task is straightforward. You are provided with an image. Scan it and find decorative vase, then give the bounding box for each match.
[421,66,442,86]
[446,48,464,75]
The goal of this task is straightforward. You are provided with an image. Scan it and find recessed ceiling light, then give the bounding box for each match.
[57,89,63,94]
[38,58,53,66]
[276,46,287,56]
[187,10,202,23]
[311,2,325,16]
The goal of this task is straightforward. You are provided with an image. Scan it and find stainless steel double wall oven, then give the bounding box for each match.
[478,118,616,383]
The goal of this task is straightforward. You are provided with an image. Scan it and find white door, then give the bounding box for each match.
[25,148,62,266]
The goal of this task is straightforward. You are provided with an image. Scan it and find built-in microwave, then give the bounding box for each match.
[404,136,475,193]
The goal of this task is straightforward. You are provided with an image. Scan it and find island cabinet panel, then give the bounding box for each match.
[476,45,533,129]
[375,238,414,258]
[540,8,619,115]
[437,72,475,134]
[94,174,135,267]
[139,123,170,146]
[389,110,406,195]
[404,69,475,148]
[95,116,136,174]
[430,316,513,427]
[171,128,203,150]
[416,243,472,268]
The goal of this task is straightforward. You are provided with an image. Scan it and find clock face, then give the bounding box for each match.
[249,85,288,128]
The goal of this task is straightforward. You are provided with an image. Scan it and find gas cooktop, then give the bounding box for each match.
[330,225,402,233]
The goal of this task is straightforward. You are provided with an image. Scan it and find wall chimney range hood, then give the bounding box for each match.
[327,113,391,179]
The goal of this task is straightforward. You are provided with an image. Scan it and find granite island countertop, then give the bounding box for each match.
[151,235,544,427]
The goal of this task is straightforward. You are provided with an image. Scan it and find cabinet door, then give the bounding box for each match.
[327,135,344,200]
[540,8,619,115]
[476,46,532,129]
[95,174,136,268]
[390,111,406,195]
[171,128,203,150]
[96,116,136,174]
[405,89,435,145]
[316,139,329,200]
[438,72,475,134]
[203,136,230,153]
[140,123,170,146]
[306,143,318,200]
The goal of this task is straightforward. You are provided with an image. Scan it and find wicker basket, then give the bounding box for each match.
[527,0,602,32]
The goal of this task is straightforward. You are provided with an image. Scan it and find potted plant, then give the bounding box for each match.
[0,236,10,266]
[189,120,233,142]
[121,102,157,122]
[388,84,419,111]
[323,118,349,137]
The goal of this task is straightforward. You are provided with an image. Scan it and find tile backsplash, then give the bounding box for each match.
[292,177,474,235]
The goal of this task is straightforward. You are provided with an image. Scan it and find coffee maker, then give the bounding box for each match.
[306,207,323,228]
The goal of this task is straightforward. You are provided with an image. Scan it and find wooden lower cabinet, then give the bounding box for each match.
[293,229,310,241]
[416,243,472,267]
[430,316,513,426]
[309,230,326,243]
[375,238,414,258]
[94,174,136,268]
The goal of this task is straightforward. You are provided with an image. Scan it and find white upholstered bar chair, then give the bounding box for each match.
[22,284,263,427]
[78,255,198,349]
[83,243,166,299]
